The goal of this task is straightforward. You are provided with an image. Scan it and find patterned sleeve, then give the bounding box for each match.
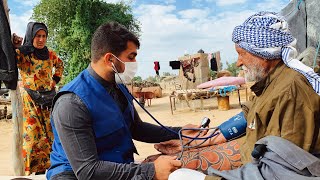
[15,48,25,69]
[51,51,64,84]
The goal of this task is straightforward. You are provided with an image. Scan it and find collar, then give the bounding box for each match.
[87,65,117,90]
[250,61,286,96]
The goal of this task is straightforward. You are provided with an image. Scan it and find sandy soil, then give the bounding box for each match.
[0,86,248,176]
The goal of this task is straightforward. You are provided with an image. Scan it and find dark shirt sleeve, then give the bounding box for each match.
[131,107,181,143]
[52,93,155,180]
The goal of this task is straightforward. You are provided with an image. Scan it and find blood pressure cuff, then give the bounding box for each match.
[218,112,247,140]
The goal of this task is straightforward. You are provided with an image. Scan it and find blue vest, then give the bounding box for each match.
[47,69,136,179]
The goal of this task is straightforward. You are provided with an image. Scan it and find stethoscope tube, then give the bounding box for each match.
[125,84,220,140]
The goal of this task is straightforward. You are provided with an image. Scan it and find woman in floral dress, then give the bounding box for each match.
[14,22,64,175]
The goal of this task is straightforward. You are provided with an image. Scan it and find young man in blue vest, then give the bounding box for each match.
[46,22,201,180]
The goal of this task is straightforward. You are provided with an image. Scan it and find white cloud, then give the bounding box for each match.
[13,0,40,6]
[178,8,210,19]
[9,10,33,38]
[216,0,247,6]
[256,0,288,12]
[191,0,213,7]
[164,0,176,4]
[133,3,257,78]
[132,1,291,78]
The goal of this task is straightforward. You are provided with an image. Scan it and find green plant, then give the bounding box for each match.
[225,61,241,76]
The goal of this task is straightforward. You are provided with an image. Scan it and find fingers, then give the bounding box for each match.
[154,144,161,152]
[201,128,209,135]
[171,160,182,168]
[160,156,182,167]
[166,155,177,160]
[154,140,183,155]
[143,154,161,163]
[12,33,23,48]
[169,157,182,167]
[154,143,169,154]
[154,155,182,180]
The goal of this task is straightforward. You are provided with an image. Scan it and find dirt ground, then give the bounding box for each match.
[0,85,248,177]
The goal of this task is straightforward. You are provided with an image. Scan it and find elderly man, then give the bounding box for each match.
[156,11,320,179]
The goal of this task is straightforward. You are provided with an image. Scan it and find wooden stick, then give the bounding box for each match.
[2,0,25,175]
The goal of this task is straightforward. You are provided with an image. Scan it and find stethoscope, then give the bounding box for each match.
[113,62,220,159]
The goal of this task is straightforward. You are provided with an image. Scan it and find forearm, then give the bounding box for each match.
[77,160,155,180]
[133,121,181,143]
[132,107,181,143]
[191,112,246,147]
[181,140,242,172]
[190,130,226,147]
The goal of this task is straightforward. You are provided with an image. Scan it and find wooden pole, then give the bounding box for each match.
[10,89,24,175]
[2,0,25,175]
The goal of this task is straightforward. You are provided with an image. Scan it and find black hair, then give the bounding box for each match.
[91,21,140,62]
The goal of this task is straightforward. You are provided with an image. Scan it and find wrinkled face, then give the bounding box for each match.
[235,45,268,82]
[33,30,47,49]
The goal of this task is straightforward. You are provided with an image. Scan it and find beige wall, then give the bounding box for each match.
[178,53,210,89]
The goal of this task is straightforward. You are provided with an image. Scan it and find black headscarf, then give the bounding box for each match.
[19,22,49,60]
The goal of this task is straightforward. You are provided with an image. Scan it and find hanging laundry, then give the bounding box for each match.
[181,57,200,82]
[210,54,218,71]
[169,61,180,70]
[0,1,18,90]
[154,61,160,76]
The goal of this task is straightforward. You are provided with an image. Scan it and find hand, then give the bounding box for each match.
[181,123,208,139]
[142,153,161,163]
[12,33,23,48]
[154,124,208,155]
[153,155,181,180]
[189,130,227,147]
[154,140,183,155]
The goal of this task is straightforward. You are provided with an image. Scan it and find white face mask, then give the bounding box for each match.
[111,54,138,84]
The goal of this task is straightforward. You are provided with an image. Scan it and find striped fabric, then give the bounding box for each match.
[232,11,320,95]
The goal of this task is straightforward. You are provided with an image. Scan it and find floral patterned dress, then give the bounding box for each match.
[16,49,63,175]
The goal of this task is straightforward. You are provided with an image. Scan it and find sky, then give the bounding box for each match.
[7,0,291,79]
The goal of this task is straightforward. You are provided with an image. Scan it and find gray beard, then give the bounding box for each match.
[244,65,266,82]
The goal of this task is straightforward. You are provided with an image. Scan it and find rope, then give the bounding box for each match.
[283,0,304,18]
[296,0,303,10]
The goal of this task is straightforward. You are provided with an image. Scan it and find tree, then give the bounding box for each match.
[145,76,157,83]
[225,61,241,76]
[162,72,172,76]
[209,70,217,79]
[32,0,140,84]
[132,76,142,83]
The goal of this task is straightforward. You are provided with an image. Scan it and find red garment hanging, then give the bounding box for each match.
[154,61,160,71]
[154,61,160,76]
